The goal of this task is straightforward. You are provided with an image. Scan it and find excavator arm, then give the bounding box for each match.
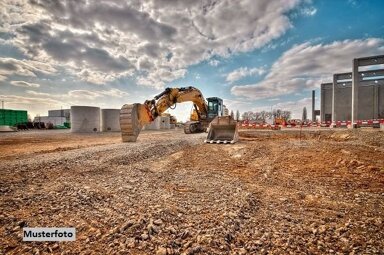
[144,87,207,121]
[120,87,208,142]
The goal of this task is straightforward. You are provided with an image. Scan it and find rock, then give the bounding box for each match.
[180,230,190,239]
[339,134,350,140]
[156,247,167,255]
[153,219,163,225]
[340,149,351,155]
[147,223,158,235]
[368,165,380,171]
[120,220,135,232]
[141,233,149,240]
[186,245,201,255]
[297,192,306,199]
[318,225,326,234]
[126,238,135,248]
[238,248,247,255]
[168,227,177,234]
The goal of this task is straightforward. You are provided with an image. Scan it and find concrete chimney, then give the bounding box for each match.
[312,90,315,122]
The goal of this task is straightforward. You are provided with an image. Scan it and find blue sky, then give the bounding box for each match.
[0,0,383,121]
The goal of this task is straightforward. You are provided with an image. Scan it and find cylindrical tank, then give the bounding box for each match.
[144,117,161,130]
[160,116,170,129]
[101,109,121,132]
[70,106,100,133]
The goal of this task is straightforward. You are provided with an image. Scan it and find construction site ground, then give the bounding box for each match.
[1,128,383,254]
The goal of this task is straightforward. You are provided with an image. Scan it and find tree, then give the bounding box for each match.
[230,110,234,119]
[242,112,249,120]
[281,110,291,120]
[302,107,307,121]
[236,110,240,121]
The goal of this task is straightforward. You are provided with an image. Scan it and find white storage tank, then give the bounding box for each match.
[144,117,161,130]
[101,109,121,132]
[159,116,170,129]
[70,106,101,133]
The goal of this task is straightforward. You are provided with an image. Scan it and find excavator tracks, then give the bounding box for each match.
[120,104,142,142]
[184,121,204,134]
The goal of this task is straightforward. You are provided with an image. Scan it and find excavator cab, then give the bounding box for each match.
[207,97,223,119]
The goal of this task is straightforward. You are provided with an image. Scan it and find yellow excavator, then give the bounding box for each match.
[120,86,239,143]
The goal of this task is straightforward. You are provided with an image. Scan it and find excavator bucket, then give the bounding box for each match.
[205,116,239,144]
[120,103,150,142]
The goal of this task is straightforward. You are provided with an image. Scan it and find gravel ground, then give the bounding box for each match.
[0,129,383,254]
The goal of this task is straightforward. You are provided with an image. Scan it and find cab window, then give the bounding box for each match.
[209,101,218,112]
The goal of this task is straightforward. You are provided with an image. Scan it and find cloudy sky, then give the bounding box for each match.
[1,0,384,121]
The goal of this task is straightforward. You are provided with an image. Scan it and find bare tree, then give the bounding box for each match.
[242,110,291,121]
[236,110,240,121]
[242,112,249,120]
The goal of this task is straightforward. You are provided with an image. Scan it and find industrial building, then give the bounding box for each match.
[321,55,384,126]
[0,109,28,126]
[48,109,70,121]
[31,108,70,127]
[33,116,66,126]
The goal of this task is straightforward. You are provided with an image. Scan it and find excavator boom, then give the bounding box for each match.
[120,86,238,143]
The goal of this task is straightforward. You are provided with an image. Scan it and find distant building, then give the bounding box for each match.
[34,116,66,125]
[48,109,70,121]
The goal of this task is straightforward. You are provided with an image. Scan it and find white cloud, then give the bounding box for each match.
[251,97,312,119]
[26,90,51,97]
[208,59,220,66]
[0,94,63,116]
[16,87,129,116]
[226,67,266,83]
[301,7,317,16]
[99,88,129,98]
[221,98,252,112]
[0,58,57,80]
[10,80,40,88]
[231,38,384,99]
[1,0,305,87]
[67,90,103,100]
[137,68,187,89]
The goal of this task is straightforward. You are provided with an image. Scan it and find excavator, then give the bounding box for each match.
[119,86,239,144]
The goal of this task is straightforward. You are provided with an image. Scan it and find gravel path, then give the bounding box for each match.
[1,130,383,254]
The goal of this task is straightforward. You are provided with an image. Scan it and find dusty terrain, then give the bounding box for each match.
[1,128,383,254]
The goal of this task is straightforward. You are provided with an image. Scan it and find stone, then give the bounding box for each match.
[141,233,149,241]
[156,247,167,255]
[154,219,163,225]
